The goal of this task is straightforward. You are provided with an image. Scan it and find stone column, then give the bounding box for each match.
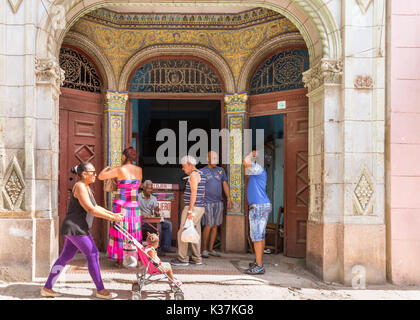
[223,92,247,253]
[33,57,64,279]
[104,91,128,208]
[304,0,386,286]
[0,0,64,281]
[303,59,344,283]
[339,0,386,285]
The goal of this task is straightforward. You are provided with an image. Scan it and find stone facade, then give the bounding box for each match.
[0,0,411,287]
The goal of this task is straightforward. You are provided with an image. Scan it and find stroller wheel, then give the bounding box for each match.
[132,292,141,300]
[174,292,184,300]
[132,283,140,292]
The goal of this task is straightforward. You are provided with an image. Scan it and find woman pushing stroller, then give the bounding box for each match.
[40,161,124,299]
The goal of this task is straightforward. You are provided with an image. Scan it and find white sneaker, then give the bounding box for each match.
[202,250,209,258]
[209,250,221,257]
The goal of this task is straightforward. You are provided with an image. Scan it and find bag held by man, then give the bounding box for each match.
[181,218,199,243]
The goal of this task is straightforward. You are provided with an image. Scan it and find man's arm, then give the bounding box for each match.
[188,171,200,219]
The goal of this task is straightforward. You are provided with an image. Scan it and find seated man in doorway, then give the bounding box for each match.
[139,180,175,254]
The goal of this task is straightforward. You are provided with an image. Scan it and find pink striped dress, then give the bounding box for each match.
[107,179,142,262]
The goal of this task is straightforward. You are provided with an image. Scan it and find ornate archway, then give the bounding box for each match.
[36,0,342,64]
[33,0,372,284]
[119,45,234,93]
[62,31,117,90]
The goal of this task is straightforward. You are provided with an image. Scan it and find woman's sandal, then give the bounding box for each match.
[40,287,62,298]
[96,289,115,300]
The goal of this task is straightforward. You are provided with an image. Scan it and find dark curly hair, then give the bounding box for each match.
[123,146,137,164]
[70,162,92,178]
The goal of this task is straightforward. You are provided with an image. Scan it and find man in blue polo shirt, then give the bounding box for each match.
[243,149,272,275]
[200,151,232,258]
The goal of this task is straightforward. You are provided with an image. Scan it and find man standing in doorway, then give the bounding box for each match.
[171,155,207,266]
[243,149,272,274]
[201,151,232,258]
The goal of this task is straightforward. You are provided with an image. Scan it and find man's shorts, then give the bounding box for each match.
[202,201,224,226]
[248,203,272,242]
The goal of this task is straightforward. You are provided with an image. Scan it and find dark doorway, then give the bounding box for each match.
[131,99,222,184]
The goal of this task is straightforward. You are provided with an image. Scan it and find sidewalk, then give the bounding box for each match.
[1,251,420,300]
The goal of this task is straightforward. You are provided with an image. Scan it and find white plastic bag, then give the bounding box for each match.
[181,218,200,243]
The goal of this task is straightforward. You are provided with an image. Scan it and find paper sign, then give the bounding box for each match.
[277,101,286,109]
[158,201,171,218]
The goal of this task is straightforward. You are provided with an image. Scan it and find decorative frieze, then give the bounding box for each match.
[1,156,25,211]
[105,90,128,112]
[302,59,343,92]
[35,58,66,92]
[224,93,248,114]
[354,75,373,89]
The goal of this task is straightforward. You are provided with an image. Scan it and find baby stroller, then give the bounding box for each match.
[113,223,184,300]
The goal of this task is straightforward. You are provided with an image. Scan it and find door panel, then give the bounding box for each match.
[284,111,309,258]
[59,89,104,251]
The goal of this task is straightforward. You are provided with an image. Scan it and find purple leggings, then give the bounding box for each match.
[44,234,104,291]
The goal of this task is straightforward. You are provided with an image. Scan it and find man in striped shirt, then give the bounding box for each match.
[171,155,207,266]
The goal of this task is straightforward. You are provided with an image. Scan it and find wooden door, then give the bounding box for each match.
[284,111,309,258]
[59,88,105,251]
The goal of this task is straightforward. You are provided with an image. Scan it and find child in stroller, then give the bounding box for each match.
[145,232,182,288]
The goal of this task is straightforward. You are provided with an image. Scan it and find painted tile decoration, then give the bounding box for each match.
[70,8,299,85]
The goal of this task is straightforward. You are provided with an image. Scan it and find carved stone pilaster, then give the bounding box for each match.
[302,59,343,92]
[35,58,65,94]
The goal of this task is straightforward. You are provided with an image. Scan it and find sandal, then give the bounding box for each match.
[96,289,115,300]
[40,287,62,298]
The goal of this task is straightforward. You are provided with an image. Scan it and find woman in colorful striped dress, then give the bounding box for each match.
[98,146,142,266]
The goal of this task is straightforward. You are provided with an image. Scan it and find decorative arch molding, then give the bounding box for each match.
[118,44,235,93]
[62,31,117,90]
[238,33,306,92]
[36,0,341,68]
